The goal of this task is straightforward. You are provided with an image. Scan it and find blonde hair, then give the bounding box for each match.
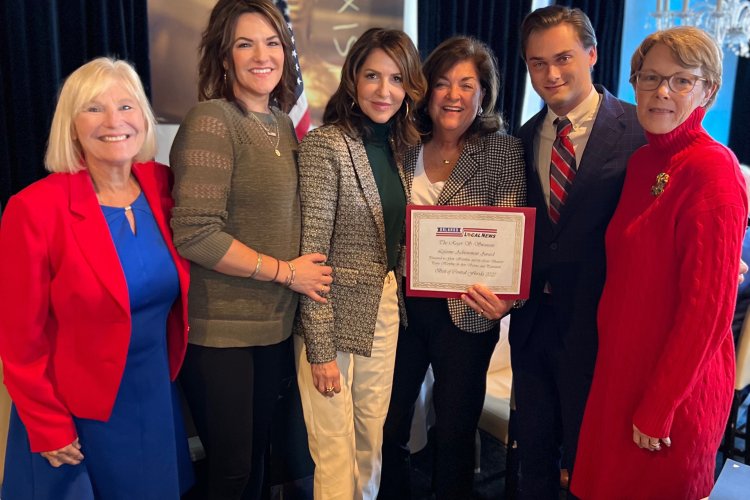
[629,27,722,109]
[45,57,157,173]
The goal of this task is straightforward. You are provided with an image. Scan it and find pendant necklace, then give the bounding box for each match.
[250,111,281,157]
[432,141,462,166]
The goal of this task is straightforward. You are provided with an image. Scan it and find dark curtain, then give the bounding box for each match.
[555,0,626,95]
[417,0,533,134]
[0,0,151,207]
[729,56,750,166]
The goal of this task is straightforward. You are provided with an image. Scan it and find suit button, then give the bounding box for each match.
[550,242,558,250]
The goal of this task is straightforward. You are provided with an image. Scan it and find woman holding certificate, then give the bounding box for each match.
[295,28,425,499]
[379,36,526,500]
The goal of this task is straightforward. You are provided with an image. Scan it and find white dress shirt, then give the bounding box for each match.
[533,86,602,208]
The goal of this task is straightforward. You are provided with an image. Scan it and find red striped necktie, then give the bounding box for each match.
[549,117,575,223]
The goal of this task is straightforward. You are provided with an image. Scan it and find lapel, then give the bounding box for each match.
[341,132,387,252]
[556,86,625,229]
[521,110,548,216]
[134,162,189,301]
[133,163,168,245]
[68,170,130,315]
[437,136,482,205]
[393,145,408,204]
[402,145,419,203]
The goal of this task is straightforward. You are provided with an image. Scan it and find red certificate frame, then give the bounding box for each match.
[405,205,536,299]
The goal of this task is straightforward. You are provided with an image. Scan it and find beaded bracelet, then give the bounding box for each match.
[249,253,263,279]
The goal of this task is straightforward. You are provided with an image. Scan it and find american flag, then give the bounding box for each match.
[274,0,311,140]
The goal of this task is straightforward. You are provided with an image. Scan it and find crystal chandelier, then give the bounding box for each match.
[650,0,750,57]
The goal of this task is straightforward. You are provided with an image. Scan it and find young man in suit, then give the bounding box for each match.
[508,6,646,498]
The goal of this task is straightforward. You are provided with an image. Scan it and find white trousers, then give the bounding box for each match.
[295,272,399,500]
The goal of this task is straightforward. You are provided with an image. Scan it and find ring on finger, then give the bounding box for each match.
[325,386,334,393]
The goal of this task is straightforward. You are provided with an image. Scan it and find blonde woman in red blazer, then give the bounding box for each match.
[0,58,192,499]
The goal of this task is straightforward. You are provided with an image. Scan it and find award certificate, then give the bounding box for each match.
[406,205,536,299]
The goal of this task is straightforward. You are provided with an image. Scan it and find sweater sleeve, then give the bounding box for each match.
[633,159,747,438]
[0,195,77,452]
[297,128,341,364]
[169,102,236,269]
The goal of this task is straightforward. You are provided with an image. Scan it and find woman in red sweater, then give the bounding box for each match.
[571,27,747,499]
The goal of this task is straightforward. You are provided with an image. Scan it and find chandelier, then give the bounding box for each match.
[650,0,750,57]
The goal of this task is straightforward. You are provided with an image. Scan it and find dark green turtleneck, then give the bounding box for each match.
[362,119,406,270]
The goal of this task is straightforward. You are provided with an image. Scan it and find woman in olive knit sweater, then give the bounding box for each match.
[169,1,331,499]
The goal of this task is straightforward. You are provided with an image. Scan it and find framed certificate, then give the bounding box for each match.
[406,205,536,299]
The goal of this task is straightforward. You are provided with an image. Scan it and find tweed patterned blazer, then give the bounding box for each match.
[297,124,407,363]
[403,131,527,333]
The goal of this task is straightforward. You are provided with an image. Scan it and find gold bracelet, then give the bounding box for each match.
[283,262,292,287]
[285,261,296,288]
[249,253,263,279]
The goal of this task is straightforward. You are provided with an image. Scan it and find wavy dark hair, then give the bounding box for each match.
[197,0,297,112]
[418,36,504,141]
[322,28,426,153]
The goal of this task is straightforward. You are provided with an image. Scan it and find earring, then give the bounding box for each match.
[477,107,484,116]
[404,100,410,116]
[223,71,228,84]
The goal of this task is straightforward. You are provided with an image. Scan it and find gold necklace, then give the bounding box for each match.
[249,111,281,157]
[429,141,461,166]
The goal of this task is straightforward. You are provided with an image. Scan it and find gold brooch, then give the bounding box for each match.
[651,173,670,197]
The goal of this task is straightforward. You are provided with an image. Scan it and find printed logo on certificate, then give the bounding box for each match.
[406,205,536,299]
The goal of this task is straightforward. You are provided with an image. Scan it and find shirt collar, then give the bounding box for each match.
[544,85,599,132]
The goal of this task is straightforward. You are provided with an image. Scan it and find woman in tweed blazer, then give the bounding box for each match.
[379,37,527,500]
[295,28,426,500]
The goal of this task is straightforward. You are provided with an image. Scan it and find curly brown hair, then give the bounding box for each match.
[197,0,298,113]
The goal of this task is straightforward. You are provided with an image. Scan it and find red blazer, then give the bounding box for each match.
[0,161,190,452]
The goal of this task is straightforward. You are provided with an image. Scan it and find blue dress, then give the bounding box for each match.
[2,193,194,499]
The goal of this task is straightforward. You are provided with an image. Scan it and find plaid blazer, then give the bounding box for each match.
[297,124,407,363]
[403,131,527,333]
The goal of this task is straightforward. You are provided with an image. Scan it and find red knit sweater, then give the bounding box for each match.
[571,107,747,499]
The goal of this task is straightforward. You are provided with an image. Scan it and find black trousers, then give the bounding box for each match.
[380,297,499,500]
[180,338,291,500]
[510,301,593,500]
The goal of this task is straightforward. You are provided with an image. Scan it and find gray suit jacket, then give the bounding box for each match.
[297,124,407,363]
[403,131,527,333]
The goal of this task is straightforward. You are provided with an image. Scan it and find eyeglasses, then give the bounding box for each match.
[635,71,707,94]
